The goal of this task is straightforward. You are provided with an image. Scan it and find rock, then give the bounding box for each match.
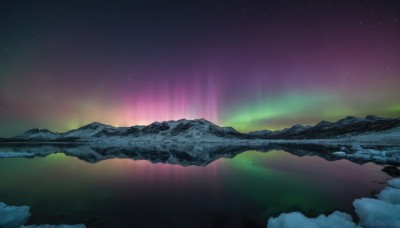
[382,166,400,177]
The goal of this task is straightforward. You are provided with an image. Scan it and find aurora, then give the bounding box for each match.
[0,0,399,136]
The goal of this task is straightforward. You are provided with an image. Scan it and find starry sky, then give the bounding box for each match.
[1,0,399,137]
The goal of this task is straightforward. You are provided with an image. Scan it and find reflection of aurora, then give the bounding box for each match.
[0,150,389,227]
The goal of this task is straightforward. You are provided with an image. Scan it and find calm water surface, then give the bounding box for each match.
[0,150,390,227]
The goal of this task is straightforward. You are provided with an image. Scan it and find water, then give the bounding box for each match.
[0,149,390,227]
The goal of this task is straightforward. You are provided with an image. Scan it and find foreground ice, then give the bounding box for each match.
[0,202,30,228]
[389,178,400,188]
[331,144,400,164]
[377,187,400,204]
[354,198,400,227]
[0,202,85,228]
[267,211,356,228]
[267,178,400,228]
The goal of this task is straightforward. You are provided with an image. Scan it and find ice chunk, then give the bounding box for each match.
[378,187,400,204]
[332,151,347,157]
[0,202,31,228]
[352,144,362,151]
[0,202,86,228]
[389,178,400,189]
[353,198,400,227]
[267,211,356,228]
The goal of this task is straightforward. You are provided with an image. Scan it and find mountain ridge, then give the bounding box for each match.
[1,115,399,142]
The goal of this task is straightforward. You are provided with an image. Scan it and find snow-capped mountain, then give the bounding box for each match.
[117,118,249,141]
[61,122,130,139]
[2,115,400,142]
[3,119,249,142]
[249,115,400,139]
[11,129,61,141]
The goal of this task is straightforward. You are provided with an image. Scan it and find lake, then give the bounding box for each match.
[0,149,390,227]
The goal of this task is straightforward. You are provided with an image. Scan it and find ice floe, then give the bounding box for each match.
[389,178,400,188]
[267,211,356,228]
[0,152,34,158]
[331,144,400,164]
[0,202,85,228]
[377,187,400,204]
[0,202,30,228]
[354,198,400,227]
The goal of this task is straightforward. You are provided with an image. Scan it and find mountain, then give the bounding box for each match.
[117,119,249,141]
[11,129,61,141]
[3,119,249,142]
[1,115,399,142]
[247,130,272,138]
[250,115,400,139]
[63,122,126,138]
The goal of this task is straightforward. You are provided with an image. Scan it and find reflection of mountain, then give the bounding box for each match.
[1,142,399,166]
[1,116,399,142]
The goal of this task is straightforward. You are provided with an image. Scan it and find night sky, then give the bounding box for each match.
[1,0,399,136]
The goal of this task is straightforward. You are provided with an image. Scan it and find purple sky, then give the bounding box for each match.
[0,0,399,136]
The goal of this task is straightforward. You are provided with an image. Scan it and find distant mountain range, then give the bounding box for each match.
[1,115,399,143]
[248,115,400,139]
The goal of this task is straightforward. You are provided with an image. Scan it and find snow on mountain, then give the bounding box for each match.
[13,129,61,141]
[7,119,249,142]
[249,115,400,139]
[114,118,249,141]
[63,122,116,138]
[167,118,247,139]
